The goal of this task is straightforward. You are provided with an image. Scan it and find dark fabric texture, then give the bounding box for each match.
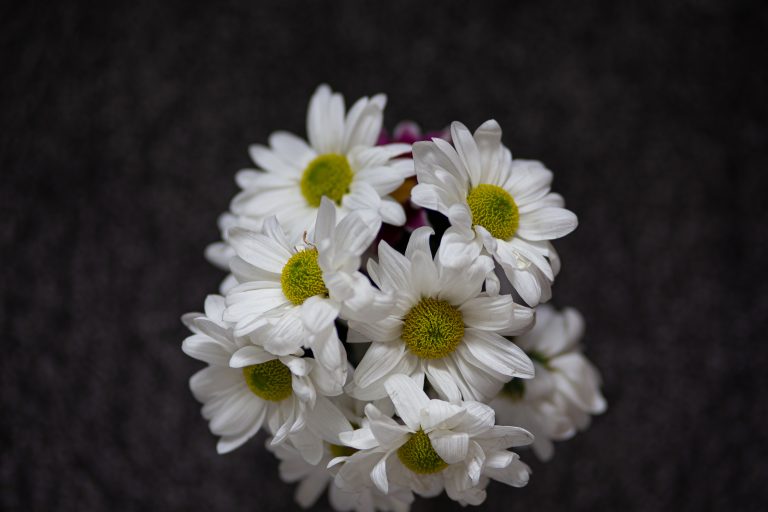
[2,1,767,510]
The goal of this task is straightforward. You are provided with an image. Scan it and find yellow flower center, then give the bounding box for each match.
[397,429,448,474]
[300,153,354,207]
[466,184,519,240]
[242,359,293,402]
[401,298,464,359]
[280,249,328,305]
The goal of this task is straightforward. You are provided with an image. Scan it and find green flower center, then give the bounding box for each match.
[300,153,354,207]
[242,359,293,402]
[503,378,526,401]
[466,184,519,240]
[401,298,464,359]
[397,429,448,474]
[280,249,328,305]
[328,443,358,458]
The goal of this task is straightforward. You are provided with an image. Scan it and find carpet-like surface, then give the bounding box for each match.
[2,1,767,510]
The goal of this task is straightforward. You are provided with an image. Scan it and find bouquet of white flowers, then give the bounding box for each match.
[182,85,606,510]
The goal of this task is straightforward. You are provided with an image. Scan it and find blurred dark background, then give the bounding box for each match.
[2,0,767,510]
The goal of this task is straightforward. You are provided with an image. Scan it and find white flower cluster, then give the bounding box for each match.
[182,85,606,510]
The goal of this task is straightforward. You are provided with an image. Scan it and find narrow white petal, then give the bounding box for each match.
[354,342,407,388]
[424,359,462,402]
[379,198,406,226]
[462,329,535,379]
[420,400,466,431]
[228,226,291,273]
[182,334,231,367]
[451,121,482,187]
[308,396,353,443]
[371,452,393,494]
[384,374,430,431]
[517,207,578,241]
[475,425,534,450]
[454,401,495,436]
[268,130,315,170]
[339,427,379,450]
[300,296,340,332]
[429,430,469,464]
[229,346,274,368]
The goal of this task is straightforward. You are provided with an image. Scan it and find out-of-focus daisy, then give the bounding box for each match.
[332,375,533,506]
[491,305,606,460]
[182,295,350,461]
[411,120,577,306]
[229,84,414,241]
[224,198,392,382]
[269,438,414,512]
[347,227,534,402]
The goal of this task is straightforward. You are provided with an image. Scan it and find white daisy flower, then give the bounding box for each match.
[347,226,534,403]
[411,120,578,306]
[182,295,351,461]
[224,197,393,382]
[490,305,606,461]
[332,375,533,506]
[269,438,414,512]
[227,84,414,242]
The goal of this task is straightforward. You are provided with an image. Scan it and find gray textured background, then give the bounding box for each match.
[2,1,767,510]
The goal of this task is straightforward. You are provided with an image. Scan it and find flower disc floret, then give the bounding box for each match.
[242,359,293,402]
[401,298,464,359]
[466,184,519,240]
[300,153,354,207]
[396,429,448,474]
[280,249,328,305]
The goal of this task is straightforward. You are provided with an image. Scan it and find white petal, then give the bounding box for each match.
[295,471,329,509]
[429,430,469,464]
[454,401,495,437]
[333,208,381,256]
[379,198,406,226]
[289,428,325,465]
[424,359,462,402]
[420,400,466,431]
[475,425,534,450]
[369,418,411,448]
[248,144,297,176]
[450,121,482,187]
[404,226,434,260]
[347,317,402,342]
[307,325,348,380]
[313,197,337,244]
[384,374,429,431]
[308,396,353,443]
[371,454,390,494]
[300,296,340,332]
[182,334,231,367]
[517,207,578,241]
[353,342,407,388]
[269,131,315,169]
[229,345,274,368]
[228,226,291,273]
[409,250,438,298]
[485,457,531,488]
[462,329,535,379]
[215,404,267,454]
[460,295,534,335]
[339,427,379,450]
